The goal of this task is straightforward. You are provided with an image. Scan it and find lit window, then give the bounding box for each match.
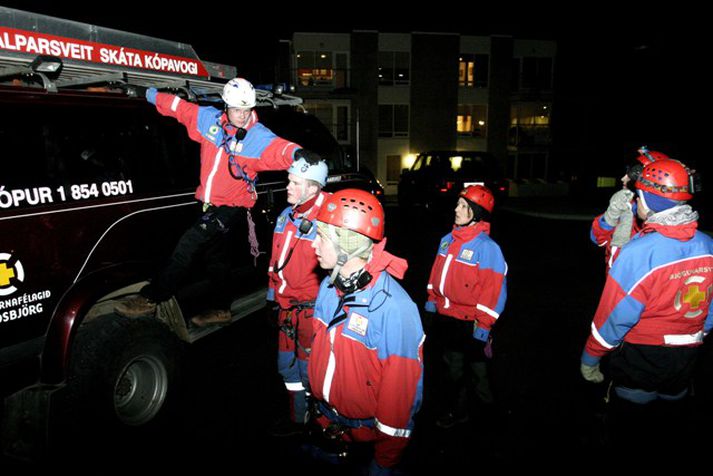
[459,54,488,88]
[296,51,335,86]
[457,104,487,137]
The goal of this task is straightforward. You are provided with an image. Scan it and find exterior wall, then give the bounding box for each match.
[410,33,459,154]
[290,31,556,194]
[351,31,379,176]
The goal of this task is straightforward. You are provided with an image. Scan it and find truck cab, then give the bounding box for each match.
[0,6,381,460]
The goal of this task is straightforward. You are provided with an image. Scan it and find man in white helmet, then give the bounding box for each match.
[115,78,322,326]
[266,156,329,435]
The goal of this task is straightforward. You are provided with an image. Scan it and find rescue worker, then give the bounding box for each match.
[581,158,713,449]
[114,78,322,325]
[424,185,507,429]
[590,147,669,268]
[308,189,424,475]
[266,156,329,434]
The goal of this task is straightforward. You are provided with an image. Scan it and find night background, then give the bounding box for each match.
[4,1,705,180]
[1,2,711,470]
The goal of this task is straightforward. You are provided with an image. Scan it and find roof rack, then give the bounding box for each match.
[0,6,302,107]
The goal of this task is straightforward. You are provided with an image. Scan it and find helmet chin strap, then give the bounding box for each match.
[326,226,371,284]
[637,190,655,219]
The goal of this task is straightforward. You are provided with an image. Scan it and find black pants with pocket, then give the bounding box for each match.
[141,204,245,310]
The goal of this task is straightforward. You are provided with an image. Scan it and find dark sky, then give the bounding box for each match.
[3,2,705,175]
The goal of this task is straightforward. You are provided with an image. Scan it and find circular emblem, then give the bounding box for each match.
[674,275,711,319]
[0,253,24,297]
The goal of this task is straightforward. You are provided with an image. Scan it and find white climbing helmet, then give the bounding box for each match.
[221,77,256,109]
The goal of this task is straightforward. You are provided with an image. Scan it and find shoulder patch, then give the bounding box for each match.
[207,124,220,139]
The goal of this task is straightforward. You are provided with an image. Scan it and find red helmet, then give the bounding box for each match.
[460,185,495,213]
[316,189,384,241]
[635,159,693,201]
[636,146,670,166]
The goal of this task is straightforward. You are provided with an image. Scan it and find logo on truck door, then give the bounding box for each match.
[0,252,52,324]
[0,252,24,297]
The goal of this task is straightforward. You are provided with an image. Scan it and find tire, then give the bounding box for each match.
[65,314,183,431]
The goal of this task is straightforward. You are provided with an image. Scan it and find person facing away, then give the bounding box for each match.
[307,189,424,475]
[114,77,323,326]
[266,156,329,435]
[424,185,507,429]
[590,146,670,269]
[581,158,713,449]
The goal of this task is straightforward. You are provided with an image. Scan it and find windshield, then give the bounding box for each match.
[257,107,346,173]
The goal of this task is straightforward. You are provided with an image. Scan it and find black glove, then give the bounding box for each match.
[295,148,323,165]
[117,83,149,98]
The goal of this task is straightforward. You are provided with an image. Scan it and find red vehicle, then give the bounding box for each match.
[0,7,380,460]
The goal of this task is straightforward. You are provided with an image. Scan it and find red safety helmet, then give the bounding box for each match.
[636,146,670,166]
[635,159,693,201]
[460,185,495,213]
[316,189,384,241]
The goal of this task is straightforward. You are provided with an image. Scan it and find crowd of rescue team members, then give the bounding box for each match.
[114,76,712,470]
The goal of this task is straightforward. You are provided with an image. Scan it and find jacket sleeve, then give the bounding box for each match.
[252,136,301,173]
[148,90,208,143]
[373,300,424,468]
[425,241,446,312]
[471,241,508,340]
[582,254,645,365]
[591,214,614,246]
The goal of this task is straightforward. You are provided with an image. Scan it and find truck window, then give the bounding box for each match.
[0,93,199,208]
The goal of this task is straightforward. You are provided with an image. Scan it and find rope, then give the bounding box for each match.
[246,209,264,266]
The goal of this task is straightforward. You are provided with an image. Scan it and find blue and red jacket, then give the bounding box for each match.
[147,89,300,207]
[308,241,424,468]
[267,192,328,308]
[582,219,713,366]
[425,222,507,341]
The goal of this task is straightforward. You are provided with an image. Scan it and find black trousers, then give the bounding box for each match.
[431,314,492,415]
[141,205,245,310]
[609,342,699,396]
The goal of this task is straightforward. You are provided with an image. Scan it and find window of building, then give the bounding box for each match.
[336,106,349,142]
[459,54,489,88]
[378,105,409,137]
[378,51,410,86]
[521,57,553,91]
[457,104,488,137]
[509,103,552,146]
[296,51,337,86]
[305,102,351,143]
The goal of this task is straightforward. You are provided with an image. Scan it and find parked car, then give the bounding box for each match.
[0,6,380,460]
[398,150,508,210]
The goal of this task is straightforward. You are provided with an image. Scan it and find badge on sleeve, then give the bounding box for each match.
[347,312,369,336]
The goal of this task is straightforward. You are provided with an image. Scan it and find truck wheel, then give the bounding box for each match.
[66,314,183,429]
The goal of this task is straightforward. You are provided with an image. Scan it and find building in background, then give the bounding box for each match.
[287,31,555,195]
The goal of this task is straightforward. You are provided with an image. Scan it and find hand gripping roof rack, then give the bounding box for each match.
[0,6,302,107]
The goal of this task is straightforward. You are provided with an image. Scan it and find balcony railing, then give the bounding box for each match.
[508,125,551,146]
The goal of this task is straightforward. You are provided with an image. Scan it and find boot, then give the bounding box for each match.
[190,309,232,327]
[115,295,157,318]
